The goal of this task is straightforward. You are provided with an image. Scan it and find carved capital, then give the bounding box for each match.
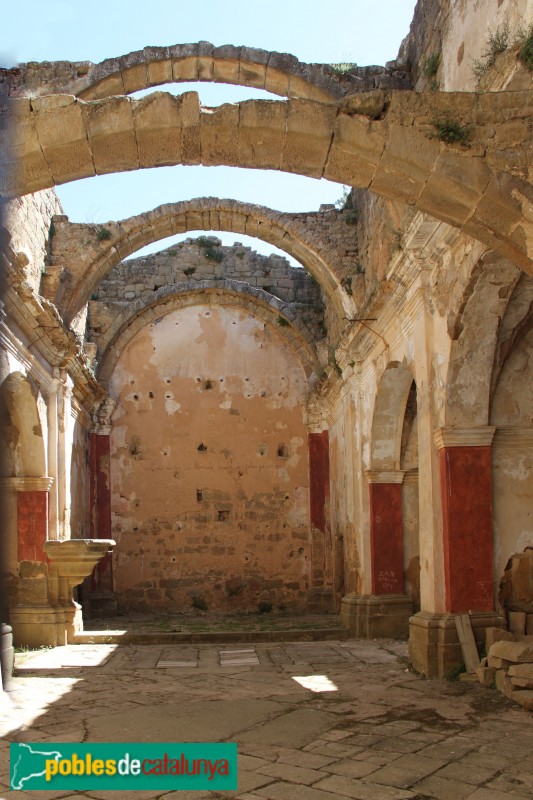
[0,476,54,492]
[365,469,405,484]
[434,426,496,449]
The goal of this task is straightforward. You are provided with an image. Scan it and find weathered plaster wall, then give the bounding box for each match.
[109,304,311,612]
[491,325,533,597]
[4,190,62,293]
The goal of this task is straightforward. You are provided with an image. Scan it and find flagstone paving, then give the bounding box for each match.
[1,639,533,799]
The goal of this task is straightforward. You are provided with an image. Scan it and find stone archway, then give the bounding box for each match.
[46,198,354,325]
[5,86,533,273]
[364,360,417,636]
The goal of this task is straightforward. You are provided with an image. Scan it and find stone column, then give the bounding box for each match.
[409,426,503,677]
[47,371,60,539]
[435,427,495,612]
[2,476,64,648]
[341,470,412,638]
[3,477,54,561]
[307,430,334,611]
[57,371,73,540]
[367,470,405,595]
[88,431,115,605]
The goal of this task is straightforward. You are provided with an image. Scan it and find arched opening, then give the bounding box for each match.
[0,372,50,617]
[364,361,418,635]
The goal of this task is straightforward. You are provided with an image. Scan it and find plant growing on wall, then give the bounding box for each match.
[97,226,112,241]
[472,21,511,81]
[196,236,224,262]
[434,119,470,146]
[519,25,533,71]
[329,62,357,74]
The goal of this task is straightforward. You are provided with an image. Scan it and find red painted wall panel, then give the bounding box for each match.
[308,431,330,532]
[440,446,494,613]
[17,490,48,561]
[369,482,404,594]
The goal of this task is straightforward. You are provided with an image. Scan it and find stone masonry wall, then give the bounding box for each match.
[88,237,326,363]
[109,304,312,613]
[4,190,63,293]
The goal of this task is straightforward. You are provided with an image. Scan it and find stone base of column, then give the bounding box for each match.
[408,610,505,678]
[340,593,413,639]
[10,605,70,648]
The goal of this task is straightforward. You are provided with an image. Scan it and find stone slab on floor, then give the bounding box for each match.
[2,638,532,799]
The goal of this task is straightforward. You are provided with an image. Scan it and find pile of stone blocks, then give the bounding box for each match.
[477,626,533,710]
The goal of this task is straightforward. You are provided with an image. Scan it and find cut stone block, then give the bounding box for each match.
[511,690,533,710]
[508,611,527,636]
[508,663,533,679]
[485,627,516,649]
[510,676,533,688]
[488,655,514,669]
[476,665,496,687]
[489,640,533,663]
[496,669,514,699]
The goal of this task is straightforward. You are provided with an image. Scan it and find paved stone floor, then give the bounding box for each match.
[2,639,533,799]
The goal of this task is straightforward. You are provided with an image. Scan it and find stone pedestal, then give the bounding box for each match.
[409,610,505,677]
[341,593,413,639]
[10,539,115,647]
[9,605,70,647]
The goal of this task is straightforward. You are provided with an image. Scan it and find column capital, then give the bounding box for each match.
[366,469,405,484]
[434,426,496,450]
[1,476,54,492]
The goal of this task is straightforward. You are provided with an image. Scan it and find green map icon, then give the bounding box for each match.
[11,743,63,790]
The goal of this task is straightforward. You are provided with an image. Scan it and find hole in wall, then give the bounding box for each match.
[197,490,203,502]
[204,380,213,390]
[218,510,230,521]
[277,444,289,458]
[197,443,207,452]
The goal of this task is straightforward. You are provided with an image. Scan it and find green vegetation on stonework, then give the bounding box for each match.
[434,119,470,145]
[423,52,440,78]
[519,25,533,71]
[472,21,510,81]
[97,226,112,241]
[329,62,357,74]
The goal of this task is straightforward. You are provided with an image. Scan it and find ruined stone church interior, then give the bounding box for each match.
[1,0,533,680]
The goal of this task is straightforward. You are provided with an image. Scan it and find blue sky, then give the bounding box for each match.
[5,0,417,261]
